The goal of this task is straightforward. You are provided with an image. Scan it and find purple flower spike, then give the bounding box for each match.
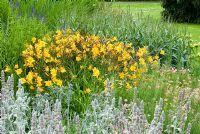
[17,11,21,20]
[15,0,19,9]
[31,7,35,17]
[39,14,43,22]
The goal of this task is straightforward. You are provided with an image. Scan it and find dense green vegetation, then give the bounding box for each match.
[0,0,200,133]
[0,0,191,70]
[112,1,200,42]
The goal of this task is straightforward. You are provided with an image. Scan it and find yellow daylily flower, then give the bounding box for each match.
[45,80,52,87]
[84,88,91,94]
[160,50,165,55]
[92,67,100,78]
[15,68,22,75]
[5,66,11,73]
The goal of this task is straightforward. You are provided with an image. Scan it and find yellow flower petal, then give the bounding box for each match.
[20,78,26,84]
[14,64,19,69]
[15,68,22,75]
[5,66,11,73]
[160,50,165,55]
[92,67,100,78]
[32,37,36,43]
[84,88,91,94]
[45,80,52,87]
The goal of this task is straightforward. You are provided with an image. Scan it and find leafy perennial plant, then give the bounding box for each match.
[5,29,163,92]
[0,74,192,133]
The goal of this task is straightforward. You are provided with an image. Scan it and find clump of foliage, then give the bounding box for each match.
[0,73,193,133]
[0,0,191,71]
[188,42,200,76]
[5,30,160,93]
[0,73,64,133]
[0,0,100,70]
[8,0,100,29]
[71,9,191,67]
[162,0,200,23]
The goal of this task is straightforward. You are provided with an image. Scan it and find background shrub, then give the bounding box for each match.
[161,0,200,23]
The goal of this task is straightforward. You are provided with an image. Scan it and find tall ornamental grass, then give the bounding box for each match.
[67,9,191,67]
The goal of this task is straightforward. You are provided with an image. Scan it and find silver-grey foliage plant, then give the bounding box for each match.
[0,73,192,134]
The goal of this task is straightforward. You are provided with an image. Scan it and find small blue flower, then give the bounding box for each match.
[15,0,19,8]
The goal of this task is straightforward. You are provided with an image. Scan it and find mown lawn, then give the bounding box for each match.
[112,2,200,42]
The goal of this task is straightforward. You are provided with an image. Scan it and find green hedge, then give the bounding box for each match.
[161,0,200,23]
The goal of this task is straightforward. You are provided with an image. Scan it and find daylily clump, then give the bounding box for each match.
[5,29,162,92]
